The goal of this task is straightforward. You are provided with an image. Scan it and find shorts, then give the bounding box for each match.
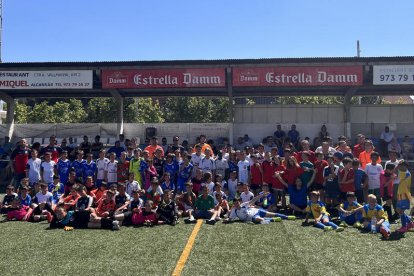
[194,210,212,219]
[250,184,261,191]
[273,189,285,196]
[397,200,410,211]
[252,209,267,222]
[309,183,325,192]
[73,211,91,229]
[325,182,340,199]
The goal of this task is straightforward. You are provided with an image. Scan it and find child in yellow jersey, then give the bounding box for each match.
[362,194,391,238]
[395,160,413,233]
[304,191,344,232]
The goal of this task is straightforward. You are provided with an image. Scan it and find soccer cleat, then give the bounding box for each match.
[397,226,408,233]
[339,222,348,228]
[272,217,282,222]
[287,216,296,220]
[64,226,74,231]
[324,226,333,231]
[112,220,120,231]
[205,219,216,225]
[353,222,362,229]
[184,218,197,224]
[380,227,390,239]
[336,227,345,232]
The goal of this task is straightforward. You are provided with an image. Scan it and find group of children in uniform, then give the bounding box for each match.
[0,135,413,240]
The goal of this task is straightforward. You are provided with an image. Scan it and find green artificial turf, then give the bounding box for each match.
[2,200,414,276]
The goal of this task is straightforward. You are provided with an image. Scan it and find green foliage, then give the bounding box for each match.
[163,97,229,123]
[15,99,87,123]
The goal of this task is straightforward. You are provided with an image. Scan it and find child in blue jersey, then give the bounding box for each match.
[304,191,344,232]
[164,154,178,185]
[82,153,97,182]
[337,192,362,228]
[352,159,367,203]
[72,151,86,179]
[19,185,32,207]
[56,151,71,185]
[362,194,391,238]
[256,183,277,212]
[177,153,193,194]
[48,175,64,204]
[161,172,176,192]
[288,178,309,216]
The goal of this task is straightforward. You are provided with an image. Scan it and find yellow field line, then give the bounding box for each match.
[172,219,203,276]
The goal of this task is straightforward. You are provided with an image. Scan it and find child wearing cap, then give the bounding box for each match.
[304,191,344,232]
[337,192,362,228]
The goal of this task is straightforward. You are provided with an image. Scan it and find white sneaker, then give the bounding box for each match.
[112,220,120,231]
[260,220,270,224]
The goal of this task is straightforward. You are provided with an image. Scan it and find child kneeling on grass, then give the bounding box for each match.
[361,194,391,238]
[224,193,295,224]
[337,192,362,228]
[304,191,344,232]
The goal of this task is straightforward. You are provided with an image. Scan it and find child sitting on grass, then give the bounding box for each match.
[5,197,32,221]
[361,194,391,239]
[304,191,344,232]
[288,178,309,216]
[337,192,362,228]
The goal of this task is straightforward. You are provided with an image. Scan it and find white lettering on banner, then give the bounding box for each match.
[317,71,358,83]
[0,70,93,89]
[183,73,221,85]
[265,73,312,84]
[133,74,179,86]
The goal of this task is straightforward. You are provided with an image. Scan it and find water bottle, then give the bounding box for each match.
[371,216,377,234]
[263,198,268,208]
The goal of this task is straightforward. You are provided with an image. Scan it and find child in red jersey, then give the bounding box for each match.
[250,155,263,195]
[312,152,329,201]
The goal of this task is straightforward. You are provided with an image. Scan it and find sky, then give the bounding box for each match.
[3,0,414,62]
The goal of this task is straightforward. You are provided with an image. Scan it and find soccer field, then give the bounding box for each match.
[1,218,414,276]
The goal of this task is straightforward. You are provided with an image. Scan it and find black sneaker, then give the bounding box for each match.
[184,218,196,224]
[206,219,216,225]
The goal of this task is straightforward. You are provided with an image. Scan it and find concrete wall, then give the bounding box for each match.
[234,104,414,142]
[1,104,413,145]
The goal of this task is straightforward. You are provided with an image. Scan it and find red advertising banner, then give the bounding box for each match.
[102,68,226,89]
[233,66,363,87]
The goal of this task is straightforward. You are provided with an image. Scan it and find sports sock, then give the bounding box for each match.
[315,222,325,229]
[275,213,288,219]
[325,221,338,229]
